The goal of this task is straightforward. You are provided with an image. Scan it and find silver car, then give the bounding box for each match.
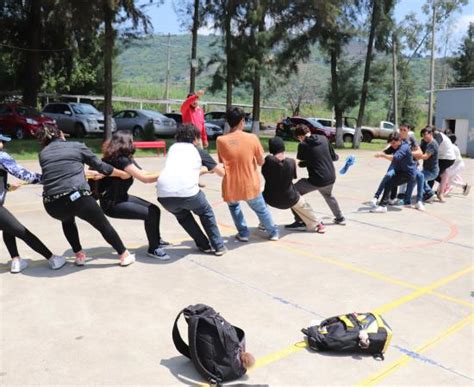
[204,111,253,132]
[313,117,363,143]
[42,102,115,137]
[113,109,177,137]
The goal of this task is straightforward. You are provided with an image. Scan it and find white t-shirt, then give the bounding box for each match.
[437,132,456,160]
[156,142,217,198]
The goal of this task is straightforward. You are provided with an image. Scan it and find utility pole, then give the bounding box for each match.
[392,32,398,131]
[427,1,437,126]
[164,33,171,113]
[189,0,199,93]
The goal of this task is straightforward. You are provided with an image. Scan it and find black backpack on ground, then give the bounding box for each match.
[301,312,392,360]
[172,304,247,385]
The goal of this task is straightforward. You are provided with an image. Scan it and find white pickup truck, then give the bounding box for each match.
[343,117,395,143]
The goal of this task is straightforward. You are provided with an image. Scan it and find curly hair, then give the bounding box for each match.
[175,123,200,143]
[36,123,62,147]
[102,131,135,162]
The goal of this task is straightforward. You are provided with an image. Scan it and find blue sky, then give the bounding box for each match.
[141,0,473,53]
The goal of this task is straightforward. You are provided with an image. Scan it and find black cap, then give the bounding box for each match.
[269,136,285,155]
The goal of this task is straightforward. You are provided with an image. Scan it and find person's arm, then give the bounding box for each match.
[255,139,265,166]
[210,165,225,177]
[80,143,115,176]
[418,151,432,161]
[411,148,422,158]
[180,94,198,114]
[375,152,394,161]
[328,141,339,161]
[0,152,41,183]
[200,111,208,148]
[124,163,159,183]
[197,148,224,177]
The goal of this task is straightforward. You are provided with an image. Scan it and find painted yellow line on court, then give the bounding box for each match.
[229,263,473,377]
[373,264,474,315]
[253,340,308,369]
[280,243,473,309]
[356,313,474,386]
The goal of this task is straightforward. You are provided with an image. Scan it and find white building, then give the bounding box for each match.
[435,87,474,157]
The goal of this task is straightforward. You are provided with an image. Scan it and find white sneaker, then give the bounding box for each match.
[49,255,66,270]
[10,257,28,273]
[370,206,387,213]
[75,251,86,266]
[147,248,171,261]
[269,233,279,241]
[415,201,425,211]
[370,197,378,208]
[120,253,135,266]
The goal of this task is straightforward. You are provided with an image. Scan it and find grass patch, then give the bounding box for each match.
[4,135,387,161]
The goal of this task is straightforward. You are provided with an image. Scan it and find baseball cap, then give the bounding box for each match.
[0,134,12,142]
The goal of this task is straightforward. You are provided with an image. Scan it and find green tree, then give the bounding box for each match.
[450,22,474,86]
[354,0,396,148]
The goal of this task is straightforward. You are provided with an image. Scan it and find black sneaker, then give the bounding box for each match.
[284,221,306,231]
[159,238,170,248]
[214,247,227,256]
[334,217,346,225]
[198,246,212,253]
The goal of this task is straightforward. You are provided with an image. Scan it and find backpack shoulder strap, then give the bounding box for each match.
[172,309,190,359]
[188,315,222,385]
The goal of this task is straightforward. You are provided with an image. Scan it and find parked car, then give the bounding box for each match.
[164,112,224,140]
[343,117,396,143]
[42,102,115,137]
[113,109,177,137]
[204,111,253,132]
[275,116,336,142]
[313,117,362,143]
[0,103,56,139]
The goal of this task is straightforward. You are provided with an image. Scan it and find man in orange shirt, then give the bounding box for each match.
[181,89,208,148]
[217,106,278,242]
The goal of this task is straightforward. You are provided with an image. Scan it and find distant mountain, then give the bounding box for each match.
[115,34,451,125]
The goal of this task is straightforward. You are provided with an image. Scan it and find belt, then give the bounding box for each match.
[43,190,91,203]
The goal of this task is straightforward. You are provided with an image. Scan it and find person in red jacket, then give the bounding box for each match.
[181,89,208,148]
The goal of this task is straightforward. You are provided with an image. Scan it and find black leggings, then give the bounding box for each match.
[44,195,126,255]
[0,205,52,259]
[429,159,456,188]
[101,195,162,253]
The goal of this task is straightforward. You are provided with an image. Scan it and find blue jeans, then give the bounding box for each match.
[374,168,395,198]
[158,190,224,250]
[404,171,425,204]
[422,168,439,197]
[227,193,278,238]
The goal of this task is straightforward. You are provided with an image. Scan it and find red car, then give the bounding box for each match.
[0,103,55,139]
[276,116,336,142]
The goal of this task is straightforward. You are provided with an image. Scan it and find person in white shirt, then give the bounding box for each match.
[157,124,227,256]
[432,129,456,202]
[442,135,470,196]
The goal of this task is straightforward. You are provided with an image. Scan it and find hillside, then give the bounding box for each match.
[115,34,450,126]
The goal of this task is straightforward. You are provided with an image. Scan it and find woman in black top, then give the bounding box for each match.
[37,124,135,267]
[99,131,170,260]
[0,134,65,273]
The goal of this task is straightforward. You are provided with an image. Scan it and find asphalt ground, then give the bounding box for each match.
[0,149,472,386]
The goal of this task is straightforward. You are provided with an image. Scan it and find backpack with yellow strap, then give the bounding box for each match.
[301,312,392,360]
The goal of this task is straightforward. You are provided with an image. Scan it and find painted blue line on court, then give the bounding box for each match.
[394,345,474,381]
[188,258,325,318]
